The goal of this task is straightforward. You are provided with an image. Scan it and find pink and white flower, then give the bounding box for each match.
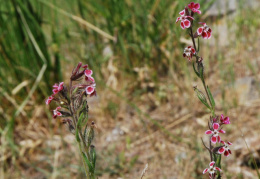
[176,10,194,29]
[183,46,196,61]
[220,114,230,125]
[53,106,62,118]
[218,141,232,157]
[52,82,64,95]
[45,95,54,105]
[205,123,225,144]
[188,2,201,14]
[203,161,221,179]
[197,22,212,39]
[86,84,96,96]
[84,69,95,82]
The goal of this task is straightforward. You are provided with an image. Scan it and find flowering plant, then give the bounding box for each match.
[176,2,232,179]
[45,62,97,179]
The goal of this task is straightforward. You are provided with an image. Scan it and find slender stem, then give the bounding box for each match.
[209,137,213,161]
[190,27,197,51]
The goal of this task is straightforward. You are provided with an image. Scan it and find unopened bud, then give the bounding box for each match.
[193,32,199,38]
[87,123,95,147]
[185,7,190,16]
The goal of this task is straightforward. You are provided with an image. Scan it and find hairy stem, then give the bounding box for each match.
[190,27,197,51]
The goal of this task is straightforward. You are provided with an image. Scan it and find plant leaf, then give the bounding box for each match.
[193,62,200,78]
[82,152,94,173]
[194,88,211,110]
[207,86,215,108]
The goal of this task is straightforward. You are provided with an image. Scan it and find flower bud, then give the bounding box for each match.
[86,121,95,147]
[185,7,189,16]
[193,32,199,38]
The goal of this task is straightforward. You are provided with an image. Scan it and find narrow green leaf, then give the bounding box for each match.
[82,152,94,173]
[90,146,96,169]
[72,87,79,94]
[192,62,200,78]
[76,112,85,142]
[199,63,204,80]
[194,88,211,110]
[206,86,215,108]
[75,128,80,142]
[77,112,84,128]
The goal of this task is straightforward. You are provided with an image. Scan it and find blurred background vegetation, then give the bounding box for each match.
[0,0,260,178]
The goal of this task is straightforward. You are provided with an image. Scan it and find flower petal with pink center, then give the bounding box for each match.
[217,136,221,142]
[52,89,58,94]
[197,27,203,35]
[88,76,95,82]
[205,130,213,135]
[218,129,225,133]
[188,2,194,9]
[202,31,208,39]
[179,10,185,16]
[203,168,209,174]
[209,161,215,166]
[207,32,212,39]
[176,17,181,23]
[183,20,191,28]
[211,136,217,143]
[218,147,225,154]
[191,48,195,54]
[213,123,219,130]
[224,151,230,157]
[227,141,232,145]
[180,21,185,29]
[86,86,95,94]
[194,3,200,9]
[215,167,221,172]
[85,69,93,77]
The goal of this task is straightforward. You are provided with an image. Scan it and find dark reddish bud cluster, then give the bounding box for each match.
[45,62,96,119]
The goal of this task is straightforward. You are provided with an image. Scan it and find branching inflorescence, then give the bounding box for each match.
[45,62,97,179]
[176,2,232,179]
